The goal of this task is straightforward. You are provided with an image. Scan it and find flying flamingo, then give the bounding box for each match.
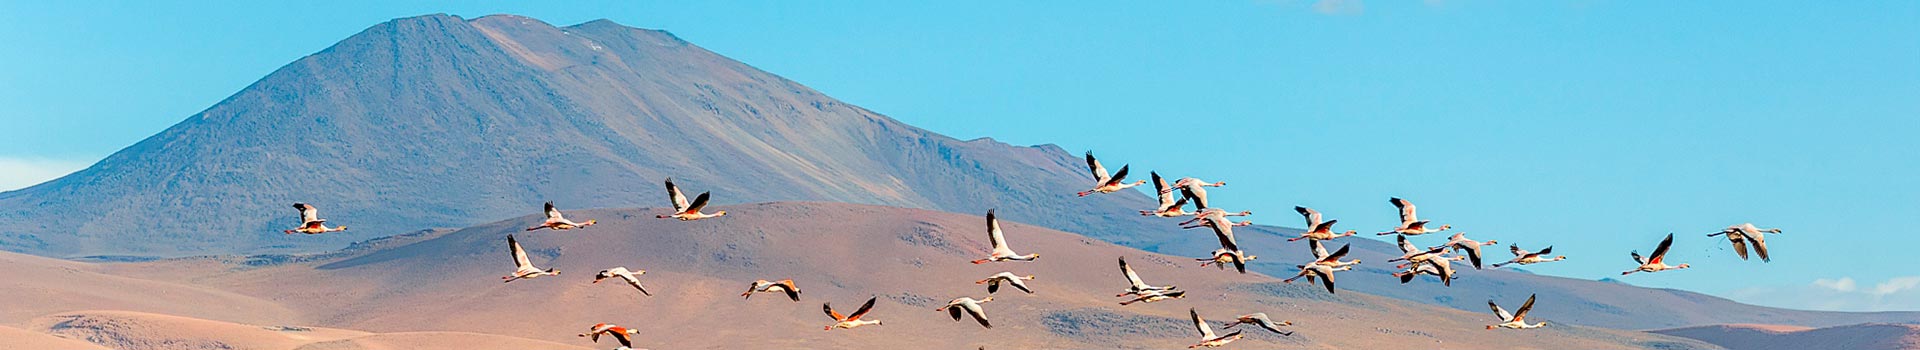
[1287,206,1356,241]
[501,234,558,282]
[1186,308,1245,348]
[1140,171,1193,217]
[1710,223,1782,262]
[1488,294,1546,330]
[971,209,1039,264]
[526,201,595,231]
[1492,244,1566,268]
[1377,197,1449,236]
[657,178,727,221]
[284,203,347,234]
[823,297,883,330]
[1623,233,1691,275]
[1077,151,1145,196]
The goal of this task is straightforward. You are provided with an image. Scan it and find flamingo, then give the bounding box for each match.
[976,272,1036,294]
[1172,177,1226,210]
[1287,206,1356,241]
[1488,294,1546,330]
[1492,245,1566,268]
[1116,257,1178,297]
[741,279,802,302]
[971,209,1039,264]
[1389,234,1449,266]
[1394,253,1461,286]
[1119,289,1186,305]
[578,323,640,349]
[284,203,347,234]
[1435,232,1498,270]
[1377,197,1450,236]
[1195,214,1255,273]
[1140,171,1193,217]
[656,178,727,221]
[591,267,651,297]
[1077,151,1145,196]
[1180,208,1252,230]
[1222,313,1294,336]
[1283,242,1355,294]
[936,297,994,329]
[1187,308,1245,348]
[1710,223,1782,262]
[1623,233,1691,275]
[823,297,882,330]
[526,201,596,231]
[501,234,558,282]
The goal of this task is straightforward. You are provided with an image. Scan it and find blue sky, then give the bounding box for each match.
[2,1,1916,311]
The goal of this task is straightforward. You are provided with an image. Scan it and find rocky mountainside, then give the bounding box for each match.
[0,14,1156,257]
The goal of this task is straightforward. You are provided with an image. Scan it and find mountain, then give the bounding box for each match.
[61,202,1716,350]
[1652,323,1920,350]
[0,13,1158,257]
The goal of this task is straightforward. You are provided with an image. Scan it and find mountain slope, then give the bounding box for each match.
[0,14,1156,257]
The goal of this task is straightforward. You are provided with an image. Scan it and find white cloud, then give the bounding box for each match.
[1870,277,1920,296]
[0,157,91,191]
[1813,277,1857,292]
[1732,276,1920,312]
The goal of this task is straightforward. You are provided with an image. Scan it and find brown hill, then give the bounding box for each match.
[1653,323,1920,350]
[0,250,296,325]
[15,310,593,350]
[0,325,107,350]
[119,201,1715,349]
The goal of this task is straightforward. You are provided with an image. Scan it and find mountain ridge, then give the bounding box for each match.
[0,13,1157,257]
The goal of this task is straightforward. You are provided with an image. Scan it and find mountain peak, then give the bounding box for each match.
[0,13,1155,257]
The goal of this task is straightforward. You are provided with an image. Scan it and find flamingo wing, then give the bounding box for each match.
[1490,300,1514,322]
[1513,294,1537,321]
[1649,233,1675,264]
[1191,308,1215,338]
[294,203,320,224]
[1295,206,1322,229]
[846,297,878,321]
[1120,257,1149,289]
[1085,151,1110,182]
[1391,197,1418,224]
[685,192,712,213]
[665,178,690,212]
[508,235,533,269]
[987,209,1010,252]
[823,303,845,321]
[1152,172,1175,204]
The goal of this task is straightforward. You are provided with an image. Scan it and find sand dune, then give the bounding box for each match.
[17,310,592,350]
[140,201,1717,349]
[1653,323,1920,350]
[0,325,109,350]
[0,250,298,325]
